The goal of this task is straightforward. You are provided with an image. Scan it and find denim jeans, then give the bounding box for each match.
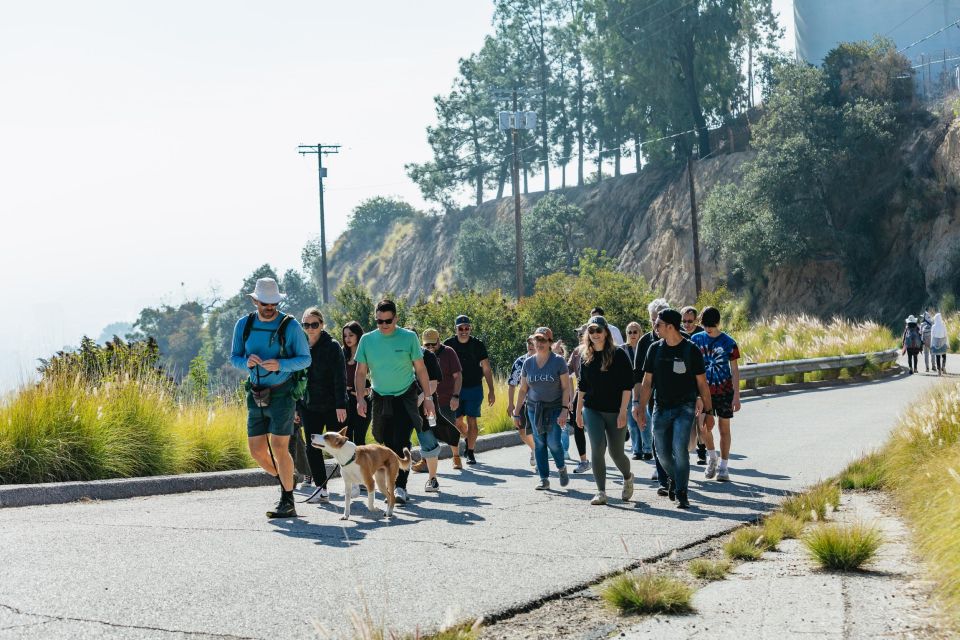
[652,402,697,493]
[560,424,570,456]
[417,426,442,458]
[628,406,654,455]
[527,405,565,480]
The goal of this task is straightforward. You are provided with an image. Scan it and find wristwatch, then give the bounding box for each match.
[452,394,460,399]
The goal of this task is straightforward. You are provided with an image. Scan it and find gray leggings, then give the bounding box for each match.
[583,407,633,491]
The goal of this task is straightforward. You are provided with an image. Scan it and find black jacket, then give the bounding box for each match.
[300,331,347,412]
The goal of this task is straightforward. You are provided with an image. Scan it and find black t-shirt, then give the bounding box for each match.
[642,338,706,408]
[578,348,634,413]
[421,348,442,382]
[443,336,489,387]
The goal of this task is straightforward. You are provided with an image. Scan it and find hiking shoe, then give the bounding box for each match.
[573,460,591,474]
[466,451,477,465]
[697,456,707,466]
[716,467,730,482]
[425,477,440,493]
[535,478,550,490]
[590,492,607,505]
[558,467,570,487]
[622,474,635,502]
[412,459,428,473]
[394,487,408,504]
[632,453,643,460]
[452,454,463,469]
[676,490,690,509]
[267,494,297,519]
[306,487,329,504]
[657,486,669,497]
[642,452,653,461]
[705,457,718,480]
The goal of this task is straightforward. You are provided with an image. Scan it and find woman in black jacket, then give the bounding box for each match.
[296,308,347,503]
[342,320,372,446]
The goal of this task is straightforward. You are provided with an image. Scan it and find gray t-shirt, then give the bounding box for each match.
[521,353,567,403]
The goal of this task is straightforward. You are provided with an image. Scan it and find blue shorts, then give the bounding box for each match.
[417,427,442,458]
[456,385,483,419]
[246,389,296,437]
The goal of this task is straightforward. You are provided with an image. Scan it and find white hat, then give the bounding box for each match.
[905,315,917,324]
[248,278,286,304]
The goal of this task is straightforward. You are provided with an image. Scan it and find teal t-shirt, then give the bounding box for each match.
[354,328,423,396]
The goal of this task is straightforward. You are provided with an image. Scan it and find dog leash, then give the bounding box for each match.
[298,462,341,503]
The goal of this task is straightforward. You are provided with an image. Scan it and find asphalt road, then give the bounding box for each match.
[0,369,944,640]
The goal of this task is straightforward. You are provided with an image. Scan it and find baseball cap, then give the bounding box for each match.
[422,328,440,344]
[454,315,471,326]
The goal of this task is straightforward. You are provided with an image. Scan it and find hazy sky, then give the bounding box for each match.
[0,1,795,391]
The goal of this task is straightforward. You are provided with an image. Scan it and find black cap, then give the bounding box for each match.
[657,308,682,332]
[455,315,471,326]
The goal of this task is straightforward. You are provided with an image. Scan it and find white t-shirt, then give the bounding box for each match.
[608,324,624,346]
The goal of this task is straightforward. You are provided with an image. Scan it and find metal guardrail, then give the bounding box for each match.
[740,348,900,385]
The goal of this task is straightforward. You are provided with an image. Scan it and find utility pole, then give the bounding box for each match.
[498,93,537,300]
[298,143,340,304]
[687,155,702,298]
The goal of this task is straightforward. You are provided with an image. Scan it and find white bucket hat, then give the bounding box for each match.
[905,315,917,324]
[248,278,286,304]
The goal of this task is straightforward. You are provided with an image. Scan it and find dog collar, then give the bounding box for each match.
[342,452,356,467]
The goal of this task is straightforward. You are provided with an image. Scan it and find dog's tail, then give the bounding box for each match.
[398,448,412,471]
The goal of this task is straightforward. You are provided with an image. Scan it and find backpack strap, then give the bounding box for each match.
[276,314,294,356]
[241,312,257,344]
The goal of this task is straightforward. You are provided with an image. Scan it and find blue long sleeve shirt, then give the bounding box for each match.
[229,313,311,385]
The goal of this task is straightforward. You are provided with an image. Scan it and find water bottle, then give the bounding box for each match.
[427,414,437,428]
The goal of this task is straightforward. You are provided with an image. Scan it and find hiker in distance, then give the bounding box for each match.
[354,299,440,503]
[230,278,311,519]
[634,308,713,509]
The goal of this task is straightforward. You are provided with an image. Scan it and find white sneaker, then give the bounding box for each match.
[705,457,718,480]
[716,466,730,482]
[622,474,634,501]
[573,460,591,474]
[306,487,329,504]
[350,484,362,498]
[590,491,607,505]
[529,451,536,467]
[394,487,408,503]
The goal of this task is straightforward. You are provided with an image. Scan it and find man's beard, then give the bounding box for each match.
[260,308,278,320]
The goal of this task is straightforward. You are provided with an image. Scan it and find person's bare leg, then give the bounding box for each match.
[248,436,278,476]
[269,434,294,491]
[700,414,716,450]
[427,456,439,479]
[718,418,732,460]
[467,417,479,449]
[520,430,535,450]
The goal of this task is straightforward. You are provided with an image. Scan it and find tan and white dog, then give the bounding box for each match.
[310,428,411,520]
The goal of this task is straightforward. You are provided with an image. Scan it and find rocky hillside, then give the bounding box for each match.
[327,114,960,321]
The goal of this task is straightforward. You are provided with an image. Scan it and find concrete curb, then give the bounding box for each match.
[0,366,897,510]
[739,363,903,398]
[0,430,523,509]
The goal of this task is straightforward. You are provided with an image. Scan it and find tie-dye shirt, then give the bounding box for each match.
[690,331,740,395]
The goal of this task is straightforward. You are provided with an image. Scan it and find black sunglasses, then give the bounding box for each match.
[376,317,395,325]
[257,302,278,308]
[457,326,471,331]
[587,327,604,334]
[423,342,438,347]
[627,330,639,335]
[302,321,321,330]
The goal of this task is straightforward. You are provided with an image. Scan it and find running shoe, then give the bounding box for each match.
[535,478,550,490]
[529,451,535,467]
[704,457,718,480]
[657,486,669,497]
[573,460,591,474]
[590,492,607,505]
[558,467,570,487]
[622,474,635,501]
[642,453,653,461]
[394,487,408,504]
[466,450,477,465]
[306,487,330,504]
[716,467,730,482]
[632,453,643,460]
[266,493,297,519]
[350,484,362,498]
[424,477,440,493]
[676,490,690,509]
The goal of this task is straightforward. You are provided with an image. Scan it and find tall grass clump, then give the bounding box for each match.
[883,382,960,621]
[763,513,805,540]
[780,481,839,522]
[803,523,883,571]
[837,451,887,490]
[724,527,769,560]
[737,316,895,366]
[599,572,693,614]
[688,558,732,581]
[0,338,253,484]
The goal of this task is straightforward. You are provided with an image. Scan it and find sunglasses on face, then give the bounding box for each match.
[423,342,437,347]
[376,317,395,325]
[457,326,471,332]
[587,327,604,335]
[258,302,277,308]
[302,321,321,330]
[627,330,639,335]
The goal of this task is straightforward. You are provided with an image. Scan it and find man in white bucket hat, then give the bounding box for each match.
[230,277,311,518]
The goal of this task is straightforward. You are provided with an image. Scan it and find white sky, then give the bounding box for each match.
[0,1,795,391]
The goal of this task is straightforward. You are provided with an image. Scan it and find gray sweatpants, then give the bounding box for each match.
[583,407,633,492]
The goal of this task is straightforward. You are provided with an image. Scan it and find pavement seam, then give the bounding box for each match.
[0,601,263,639]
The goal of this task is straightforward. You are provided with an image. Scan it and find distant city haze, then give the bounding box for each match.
[0,1,795,392]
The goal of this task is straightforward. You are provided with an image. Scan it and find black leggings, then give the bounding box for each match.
[937,354,947,372]
[373,394,415,490]
[346,395,371,445]
[568,396,586,457]
[908,351,919,371]
[299,406,342,485]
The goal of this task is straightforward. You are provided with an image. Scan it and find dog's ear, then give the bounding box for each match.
[339,426,348,437]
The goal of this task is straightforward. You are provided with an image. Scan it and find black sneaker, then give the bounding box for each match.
[632,453,643,461]
[642,453,653,461]
[466,450,477,465]
[676,490,690,509]
[266,492,297,518]
[668,480,676,502]
[656,486,669,497]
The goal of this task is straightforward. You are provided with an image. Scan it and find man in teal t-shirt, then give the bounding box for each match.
[355,299,437,503]
[230,278,311,519]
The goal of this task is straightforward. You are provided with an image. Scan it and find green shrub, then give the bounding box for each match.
[599,572,693,614]
[803,523,883,570]
[780,482,839,522]
[724,527,768,560]
[763,513,805,540]
[838,452,886,490]
[688,558,732,580]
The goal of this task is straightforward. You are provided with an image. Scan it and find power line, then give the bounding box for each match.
[898,17,960,53]
[885,0,937,37]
